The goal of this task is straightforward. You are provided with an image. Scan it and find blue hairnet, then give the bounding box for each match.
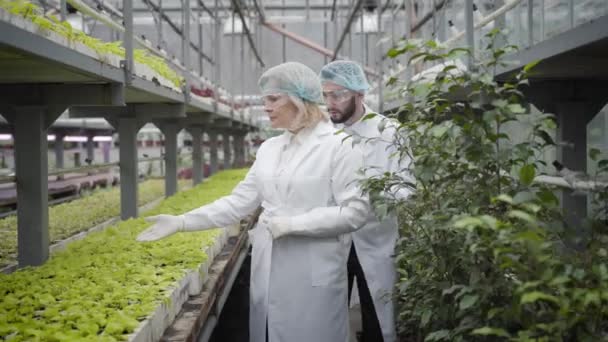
[258,62,323,103]
[319,60,370,93]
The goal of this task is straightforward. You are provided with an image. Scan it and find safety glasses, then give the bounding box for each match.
[262,93,291,109]
[322,89,354,103]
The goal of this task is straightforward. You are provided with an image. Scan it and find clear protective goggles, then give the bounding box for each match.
[321,88,354,103]
[261,93,291,109]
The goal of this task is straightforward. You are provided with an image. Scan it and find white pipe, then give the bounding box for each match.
[443,0,523,47]
[370,0,524,92]
[534,175,608,192]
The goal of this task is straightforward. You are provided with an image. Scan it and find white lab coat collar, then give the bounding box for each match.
[343,103,379,136]
[279,119,334,147]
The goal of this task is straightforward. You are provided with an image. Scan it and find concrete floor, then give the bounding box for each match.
[349,304,362,342]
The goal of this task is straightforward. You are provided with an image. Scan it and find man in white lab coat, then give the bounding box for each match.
[320,60,412,342]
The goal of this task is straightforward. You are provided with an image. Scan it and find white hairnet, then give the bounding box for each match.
[258,62,323,103]
[319,60,370,93]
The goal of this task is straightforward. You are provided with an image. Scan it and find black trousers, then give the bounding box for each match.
[348,243,384,342]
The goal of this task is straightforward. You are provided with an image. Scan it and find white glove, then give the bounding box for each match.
[137,214,185,242]
[267,216,293,240]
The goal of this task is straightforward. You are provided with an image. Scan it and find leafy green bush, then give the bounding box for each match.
[0,169,248,341]
[0,178,186,268]
[366,32,608,341]
[0,0,183,87]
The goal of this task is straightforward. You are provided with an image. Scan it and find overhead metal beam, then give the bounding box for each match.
[331,0,365,61]
[252,0,266,22]
[230,0,265,67]
[0,84,124,107]
[131,4,390,12]
[264,22,379,77]
[185,112,214,125]
[70,104,186,119]
[140,0,214,64]
[410,0,447,34]
[379,0,393,15]
[196,0,218,21]
[330,0,338,20]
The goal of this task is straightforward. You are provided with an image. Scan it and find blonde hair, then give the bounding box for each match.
[287,95,329,131]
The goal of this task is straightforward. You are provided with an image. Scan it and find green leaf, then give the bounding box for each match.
[431,125,449,138]
[472,327,510,338]
[589,148,601,161]
[520,291,559,304]
[536,188,558,206]
[536,129,555,146]
[479,215,498,229]
[523,60,541,73]
[507,104,526,114]
[515,230,543,242]
[421,309,432,327]
[491,99,508,108]
[362,113,377,121]
[459,294,478,310]
[378,118,387,132]
[508,210,536,224]
[385,77,398,86]
[584,291,600,307]
[425,330,450,341]
[494,194,513,204]
[387,47,402,58]
[519,164,535,186]
[442,284,465,296]
[454,216,484,229]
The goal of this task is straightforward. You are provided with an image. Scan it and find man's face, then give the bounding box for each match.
[322,82,358,124]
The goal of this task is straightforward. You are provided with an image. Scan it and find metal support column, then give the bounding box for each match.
[123,0,134,83]
[198,10,204,75]
[527,0,533,47]
[190,126,204,185]
[464,0,474,69]
[161,122,179,197]
[213,0,221,110]
[377,2,383,113]
[158,0,164,46]
[437,0,446,42]
[209,131,219,174]
[183,0,191,100]
[54,133,65,169]
[86,134,95,163]
[14,107,50,267]
[60,0,67,21]
[568,0,574,29]
[103,141,111,163]
[118,117,139,219]
[556,102,598,231]
[243,135,249,164]
[540,0,545,39]
[233,133,245,168]
[223,132,232,170]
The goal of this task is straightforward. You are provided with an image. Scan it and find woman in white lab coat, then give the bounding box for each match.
[137,62,369,342]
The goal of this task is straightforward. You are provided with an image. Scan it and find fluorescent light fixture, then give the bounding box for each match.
[354,12,379,34]
[0,134,12,141]
[223,16,253,35]
[93,136,113,142]
[65,136,88,142]
[47,135,56,141]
